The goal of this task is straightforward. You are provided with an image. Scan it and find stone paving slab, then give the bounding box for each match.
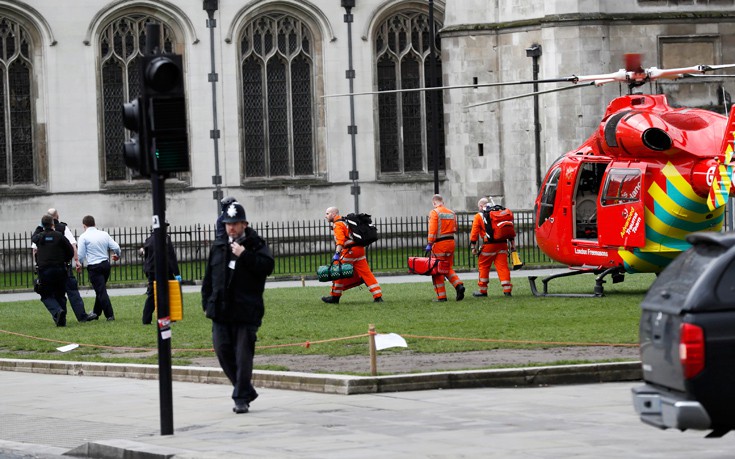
[2,371,733,459]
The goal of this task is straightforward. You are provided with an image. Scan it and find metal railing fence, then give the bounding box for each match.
[0,210,551,290]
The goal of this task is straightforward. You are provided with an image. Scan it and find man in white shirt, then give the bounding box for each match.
[77,215,121,321]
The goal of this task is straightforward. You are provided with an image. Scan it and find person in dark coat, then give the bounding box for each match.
[32,214,75,326]
[201,202,274,414]
[32,209,97,322]
[141,225,181,325]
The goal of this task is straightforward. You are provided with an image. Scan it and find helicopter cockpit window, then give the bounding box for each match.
[601,169,642,206]
[537,167,561,227]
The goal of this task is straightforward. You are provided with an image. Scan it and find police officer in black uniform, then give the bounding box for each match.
[33,209,97,322]
[202,202,274,414]
[32,215,74,326]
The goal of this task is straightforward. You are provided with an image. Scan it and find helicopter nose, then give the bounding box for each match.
[642,128,672,151]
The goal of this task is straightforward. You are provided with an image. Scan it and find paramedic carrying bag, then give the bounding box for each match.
[317,261,355,282]
[408,253,450,276]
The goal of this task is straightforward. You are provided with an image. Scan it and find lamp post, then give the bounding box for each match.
[342,0,359,211]
[204,0,222,214]
[428,0,440,194]
[526,44,542,191]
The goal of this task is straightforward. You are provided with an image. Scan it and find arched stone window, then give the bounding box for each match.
[99,14,176,183]
[375,10,445,174]
[239,12,315,178]
[0,17,35,187]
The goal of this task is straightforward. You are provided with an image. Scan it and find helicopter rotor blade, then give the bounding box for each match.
[322,77,578,99]
[680,73,735,79]
[464,82,596,109]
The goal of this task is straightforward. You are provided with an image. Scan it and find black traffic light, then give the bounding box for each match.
[122,96,151,177]
[143,54,189,174]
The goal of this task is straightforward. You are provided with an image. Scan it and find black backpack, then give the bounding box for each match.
[341,213,379,247]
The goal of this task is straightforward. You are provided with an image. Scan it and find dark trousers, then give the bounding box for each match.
[64,268,88,321]
[143,274,156,324]
[38,265,67,321]
[212,322,259,404]
[88,261,113,318]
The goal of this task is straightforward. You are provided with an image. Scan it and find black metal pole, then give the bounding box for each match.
[145,22,174,436]
[204,0,222,214]
[428,0,440,194]
[526,44,542,191]
[343,0,359,211]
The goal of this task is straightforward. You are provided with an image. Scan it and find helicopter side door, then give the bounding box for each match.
[597,163,647,248]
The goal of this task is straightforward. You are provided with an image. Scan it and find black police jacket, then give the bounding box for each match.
[143,234,180,278]
[32,228,74,268]
[201,227,274,326]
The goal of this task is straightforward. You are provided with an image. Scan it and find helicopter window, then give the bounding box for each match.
[537,167,561,227]
[575,162,606,239]
[601,169,642,206]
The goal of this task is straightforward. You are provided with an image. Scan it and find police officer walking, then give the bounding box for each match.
[202,202,274,414]
[33,209,98,322]
[32,215,74,326]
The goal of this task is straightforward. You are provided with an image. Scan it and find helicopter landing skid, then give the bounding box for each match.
[528,267,624,298]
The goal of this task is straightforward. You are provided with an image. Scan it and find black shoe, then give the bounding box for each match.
[433,298,447,302]
[142,320,151,325]
[54,310,66,327]
[106,316,115,321]
[321,296,340,304]
[456,284,465,301]
[504,292,512,297]
[472,291,487,298]
[233,402,249,414]
[374,297,384,303]
[84,312,98,322]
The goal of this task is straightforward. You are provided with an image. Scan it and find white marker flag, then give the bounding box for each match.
[374,333,408,351]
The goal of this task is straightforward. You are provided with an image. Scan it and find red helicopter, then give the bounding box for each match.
[526,55,735,296]
[325,55,735,296]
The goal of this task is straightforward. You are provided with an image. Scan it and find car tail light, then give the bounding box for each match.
[680,323,705,379]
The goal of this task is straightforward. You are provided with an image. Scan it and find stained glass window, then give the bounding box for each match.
[99,15,175,182]
[0,18,33,186]
[375,11,445,174]
[240,13,315,178]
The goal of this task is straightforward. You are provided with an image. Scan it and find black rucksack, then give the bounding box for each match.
[341,213,378,247]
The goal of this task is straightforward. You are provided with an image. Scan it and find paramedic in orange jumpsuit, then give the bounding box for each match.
[470,198,513,297]
[321,207,384,304]
[426,194,465,302]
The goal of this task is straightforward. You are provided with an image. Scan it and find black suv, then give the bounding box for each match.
[632,232,735,438]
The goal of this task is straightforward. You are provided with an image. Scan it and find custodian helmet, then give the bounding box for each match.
[221,202,247,223]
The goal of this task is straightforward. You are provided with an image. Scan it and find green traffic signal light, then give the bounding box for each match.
[142,54,189,174]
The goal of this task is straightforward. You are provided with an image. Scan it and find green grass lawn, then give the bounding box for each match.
[0,272,654,368]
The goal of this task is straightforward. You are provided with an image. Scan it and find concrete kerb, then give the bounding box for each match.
[0,358,642,395]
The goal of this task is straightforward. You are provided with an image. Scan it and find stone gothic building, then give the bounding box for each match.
[1,0,734,232]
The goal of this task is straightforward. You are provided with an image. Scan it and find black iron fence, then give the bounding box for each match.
[0,210,552,290]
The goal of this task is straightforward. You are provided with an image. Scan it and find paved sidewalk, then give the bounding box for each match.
[1,371,730,459]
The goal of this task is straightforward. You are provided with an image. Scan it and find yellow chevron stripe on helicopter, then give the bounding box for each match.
[662,162,706,203]
[707,104,735,211]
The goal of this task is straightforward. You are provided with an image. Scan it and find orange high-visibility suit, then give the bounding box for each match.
[328,215,382,300]
[427,205,464,300]
[470,212,512,296]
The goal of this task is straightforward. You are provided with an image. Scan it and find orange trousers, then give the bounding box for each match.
[430,239,463,300]
[476,242,512,295]
[329,247,382,299]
